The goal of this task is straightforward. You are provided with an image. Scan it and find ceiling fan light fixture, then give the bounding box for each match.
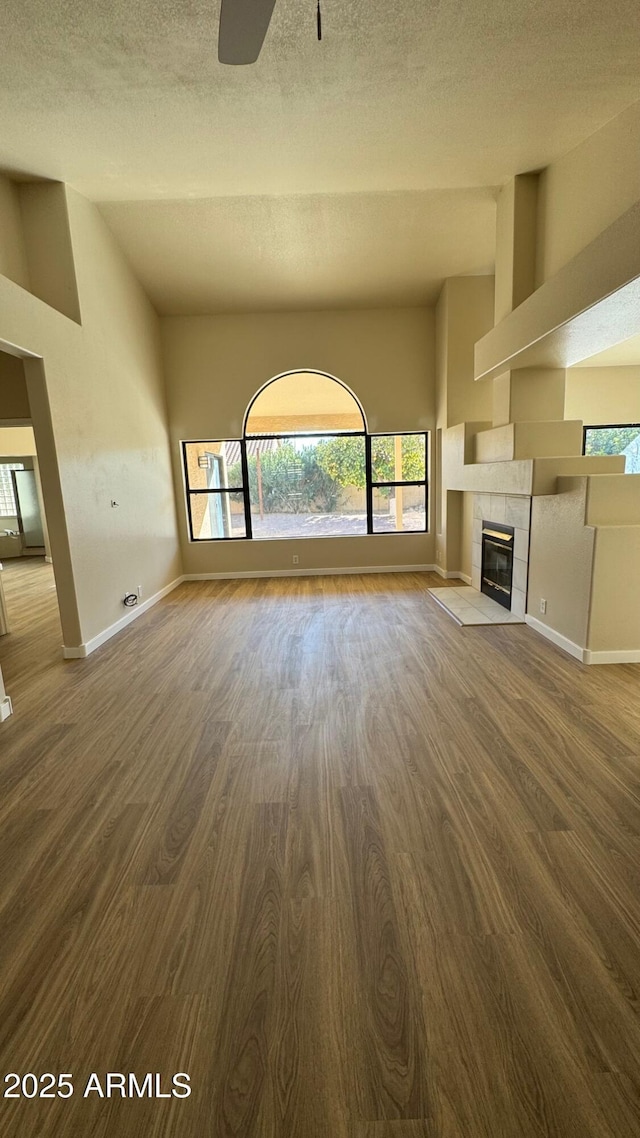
[218,0,324,65]
[218,0,278,65]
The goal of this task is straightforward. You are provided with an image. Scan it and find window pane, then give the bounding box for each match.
[372,485,427,533]
[189,492,247,539]
[0,463,24,516]
[371,434,426,483]
[248,435,367,539]
[184,441,243,491]
[584,426,640,472]
[245,373,365,436]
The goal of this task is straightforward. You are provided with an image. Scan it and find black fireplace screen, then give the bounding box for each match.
[481,522,514,610]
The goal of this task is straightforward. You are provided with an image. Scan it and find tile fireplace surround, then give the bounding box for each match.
[471,493,532,618]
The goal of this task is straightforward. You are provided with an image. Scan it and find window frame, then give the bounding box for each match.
[182,431,429,542]
[182,440,253,542]
[582,423,640,458]
[0,462,25,517]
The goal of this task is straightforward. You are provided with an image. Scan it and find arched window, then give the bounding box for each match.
[182,371,427,542]
[245,371,366,436]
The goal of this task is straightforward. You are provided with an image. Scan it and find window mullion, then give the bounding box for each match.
[240,438,252,539]
[365,434,373,535]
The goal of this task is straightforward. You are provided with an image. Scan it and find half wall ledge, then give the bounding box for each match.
[474,201,640,380]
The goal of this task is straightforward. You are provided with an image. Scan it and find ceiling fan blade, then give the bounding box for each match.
[218,0,278,65]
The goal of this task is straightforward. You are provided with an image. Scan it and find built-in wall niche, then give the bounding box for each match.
[472,493,531,617]
[0,177,81,324]
[0,351,29,421]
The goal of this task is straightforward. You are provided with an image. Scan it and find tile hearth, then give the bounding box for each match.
[428,586,525,626]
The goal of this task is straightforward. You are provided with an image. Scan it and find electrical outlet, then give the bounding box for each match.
[137,585,142,598]
[292,555,299,565]
[539,598,547,614]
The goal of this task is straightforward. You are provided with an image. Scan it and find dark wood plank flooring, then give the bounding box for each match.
[1,558,639,1136]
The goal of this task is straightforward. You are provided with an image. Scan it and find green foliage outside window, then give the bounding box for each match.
[370,434,426,482]
[315,434,425,489]
[228,443,341,514]
[584,426,640,456]
[226,433,427,515]
[314,437,367,489]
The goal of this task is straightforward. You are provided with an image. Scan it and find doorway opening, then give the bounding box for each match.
[0,348,62,702]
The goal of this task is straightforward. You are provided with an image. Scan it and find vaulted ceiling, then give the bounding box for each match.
[2,0,640,312]
[98,188,496,313]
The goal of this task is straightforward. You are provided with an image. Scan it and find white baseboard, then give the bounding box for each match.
[62,576,185,660]
[432,565,471,583]
[583,648,640,665]
[525,615,640,665]
[0,695,13,722]
[45,556,53,564]
[184,564,436,581]
[524,615,585,662]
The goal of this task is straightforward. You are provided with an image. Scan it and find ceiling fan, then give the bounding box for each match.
[218,0,322,65]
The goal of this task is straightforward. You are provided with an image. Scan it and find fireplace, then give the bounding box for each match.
[481,521,514,610]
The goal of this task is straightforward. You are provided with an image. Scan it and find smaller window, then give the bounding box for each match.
[369,434,428,534]
[583,424,640,473]
[183,441,249,541]
[0,463,25,516]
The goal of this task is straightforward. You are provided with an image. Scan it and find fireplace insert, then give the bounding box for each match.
[481,521,514,610]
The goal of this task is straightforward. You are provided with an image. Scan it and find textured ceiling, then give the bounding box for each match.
[2,0,640,313]
[98,188,495,313]
[572,332,640,368]
[1,0,639,200]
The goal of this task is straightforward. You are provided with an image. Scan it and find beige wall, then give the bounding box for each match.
[0,176,82,322]
[0,426,36,455]
[0,174,30,291]
[163,307,435,574]
[565,366,640,425]
[589,526,640,652]
[494,175,538,324]
[20,183,81,324]
[442,277,495,429]
[165,308,433,438]
[460,491,474,580]
[527,478,594,648]
[0,352,30,419]
[435,276,494,573]
[536,100,640,285]
[477,103,640,382]
[0,184,181,648]
[528,473,640,657]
